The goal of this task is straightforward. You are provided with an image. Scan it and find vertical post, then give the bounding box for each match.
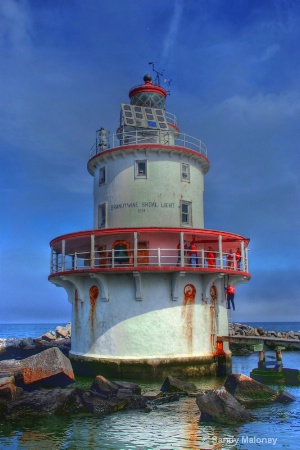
[158,248,161,266]
[50,246,53,274]
[74,252,77,270]
[241,240,245,272]
[91,234,95,268]
[201,249,205,268]
[112,248,115,268]
[55,252,59,272]
[245,247,249,272]
[62,240,65,272]
[134,232,138,267]
[218,235,223,269]
[180,231,184,267]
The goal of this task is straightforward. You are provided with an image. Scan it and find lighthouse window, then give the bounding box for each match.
[181,163,190,182]
[181,201,192,226]
[135,160,147,178]
[98,203,107,228]
[125,111,133,117]
[99,167,106,185]
[123,105,131,111]
[136,113,143,119]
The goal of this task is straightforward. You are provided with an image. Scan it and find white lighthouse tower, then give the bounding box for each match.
[49,71,251,379]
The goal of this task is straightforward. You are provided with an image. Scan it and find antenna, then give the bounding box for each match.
[148,62,165,86]
[164,78,172,96]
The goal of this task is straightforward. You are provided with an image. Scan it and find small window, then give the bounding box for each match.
[98,203,107,228]
[135,160,147,178]
[181,163,190,182]
[99,167,106,185]
[181,201,192,226]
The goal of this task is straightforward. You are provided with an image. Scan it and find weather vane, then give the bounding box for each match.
[148,62,171,94]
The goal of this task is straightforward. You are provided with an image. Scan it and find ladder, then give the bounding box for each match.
[227,307,233,336]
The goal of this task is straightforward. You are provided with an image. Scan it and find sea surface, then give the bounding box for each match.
[0,322,300,449]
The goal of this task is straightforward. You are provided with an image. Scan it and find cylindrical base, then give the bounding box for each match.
[69,353,232,380]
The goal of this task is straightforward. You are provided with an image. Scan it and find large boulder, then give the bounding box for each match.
[160,376,198,394]
[113,380,142,395]
[3,387,130,419]
[196,387,253,424]
[90,375,118,397]
[0,347,75,389]
[224,373,278,404]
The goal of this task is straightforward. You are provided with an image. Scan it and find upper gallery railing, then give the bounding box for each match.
[90,129,208,158]
[50,247,249,275]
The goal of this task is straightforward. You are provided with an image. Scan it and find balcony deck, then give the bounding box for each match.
[49,227,250,278]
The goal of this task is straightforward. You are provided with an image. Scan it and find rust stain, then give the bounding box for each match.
[89,285,99,333]
[74,289,79,342]
[182,284,196,354]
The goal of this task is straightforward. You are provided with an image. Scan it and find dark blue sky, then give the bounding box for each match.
[0,0,299,323]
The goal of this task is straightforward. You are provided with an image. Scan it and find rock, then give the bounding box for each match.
[41,331,57,341]
[151,393,180,405]
[90,375,118,397]
[113,380,141,395]
[0,360,23,382]
[196,387,253,424]
[160,376,198,394]
[224,373,278,404]
[275,390,296,403]
[20,347,75,389]
[116,392,148,409]
[143,391,163,400]
[256,327,265,336]
[5,388,84,418]
[0,347,75,389]
[20,337,34,347]
[0,382,23,401]
[56,324,71,339]
[0,376,23,401]
[80,390,128,414]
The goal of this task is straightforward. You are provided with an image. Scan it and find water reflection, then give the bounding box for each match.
[0,354,299,449]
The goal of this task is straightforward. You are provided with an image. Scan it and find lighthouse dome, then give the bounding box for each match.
[129,75,167,109]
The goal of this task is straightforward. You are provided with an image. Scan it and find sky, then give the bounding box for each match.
[0,0,299,324]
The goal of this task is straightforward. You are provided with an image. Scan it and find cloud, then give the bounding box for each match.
[161,0,183,66]
[0,0,33,55]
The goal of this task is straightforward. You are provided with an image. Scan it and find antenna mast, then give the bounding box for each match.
[148,62,165,86]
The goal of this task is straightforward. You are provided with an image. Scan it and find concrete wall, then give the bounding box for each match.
[67,272,228,359]
[93,152,205,229]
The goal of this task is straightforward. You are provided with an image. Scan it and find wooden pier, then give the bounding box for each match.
[218,335,300,350]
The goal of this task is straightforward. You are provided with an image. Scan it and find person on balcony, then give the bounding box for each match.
[207,247,216,267]
[225,284,235,310]
[188,242,198,267]
[227,250,233,269]
[235,248,241,270]
[177,240,187,266]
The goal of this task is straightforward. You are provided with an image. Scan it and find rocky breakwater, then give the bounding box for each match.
[229,323,300,354]
[196,373,296,425]
[0,324,71,361]
[0,354,200,419]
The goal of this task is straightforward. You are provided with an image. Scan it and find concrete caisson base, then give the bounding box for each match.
[69,353,232,380]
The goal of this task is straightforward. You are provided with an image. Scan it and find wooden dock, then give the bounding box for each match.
[218,335,300,350]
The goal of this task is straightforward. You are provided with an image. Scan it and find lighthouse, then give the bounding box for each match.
[49,71,251,379]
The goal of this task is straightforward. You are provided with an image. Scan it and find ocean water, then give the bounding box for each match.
[0,323,299,449]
